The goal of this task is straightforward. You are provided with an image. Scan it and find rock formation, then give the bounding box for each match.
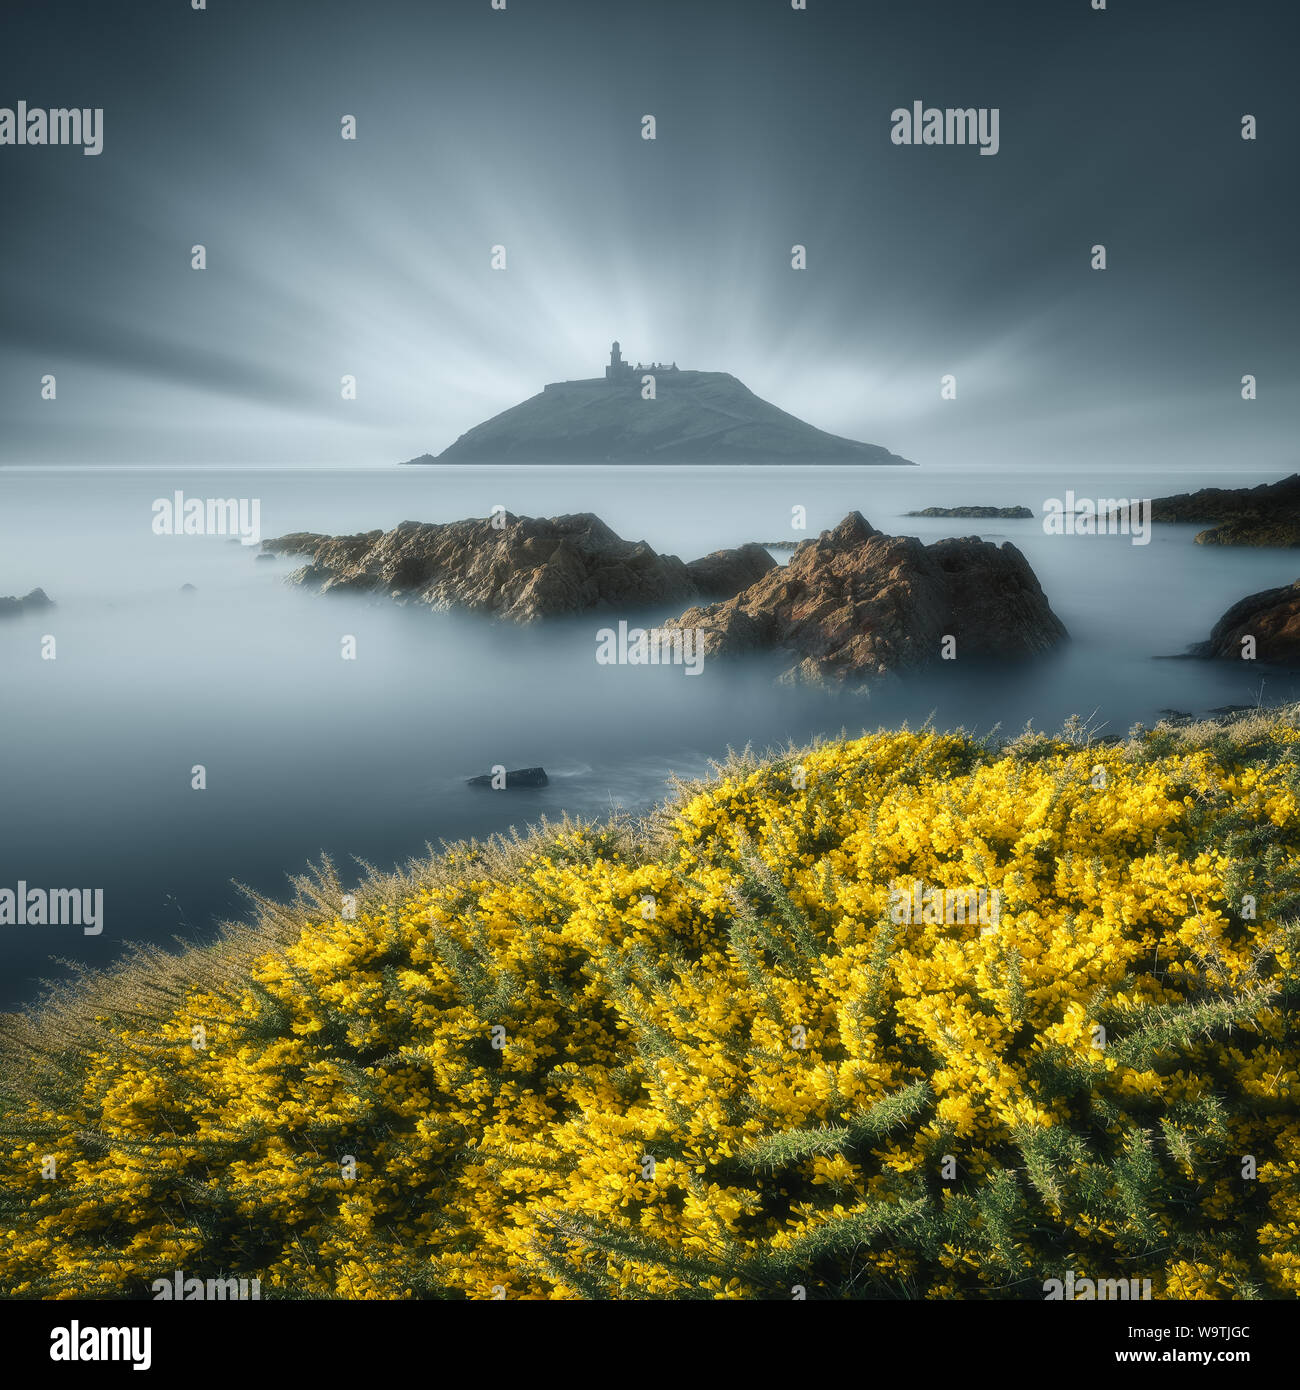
[1195,516,1300,548]
[663,513,1068,684]
[682,543,776,598]
[0,588,53,618]
[1188,580,1300,665]
[467,767,549,788]
[1110,474,1300,547]
[262,514,777,623]
[905,505,1033,519]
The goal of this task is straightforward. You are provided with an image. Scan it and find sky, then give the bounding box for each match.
[0,0,1296,471]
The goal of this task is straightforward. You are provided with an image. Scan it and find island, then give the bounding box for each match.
[905,505,1033,519]
[401,342,916,465]
[1107,473,1300,547]
[0,587,53,618]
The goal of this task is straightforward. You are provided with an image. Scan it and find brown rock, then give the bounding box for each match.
[260,514,773,623]
[1189,580,1300,665]
[684,542,777,598]
[664,512,1067,684]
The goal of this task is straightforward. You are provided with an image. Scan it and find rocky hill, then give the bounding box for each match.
[407,370,914,465]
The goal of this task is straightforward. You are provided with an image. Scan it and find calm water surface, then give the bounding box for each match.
[1,462,1296,1008]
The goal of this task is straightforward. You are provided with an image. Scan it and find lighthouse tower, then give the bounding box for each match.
[605,341,633,383]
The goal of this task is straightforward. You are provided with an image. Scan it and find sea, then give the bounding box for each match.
[1,461,1296,1010]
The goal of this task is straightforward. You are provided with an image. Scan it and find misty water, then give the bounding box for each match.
[2,462,1297,1010]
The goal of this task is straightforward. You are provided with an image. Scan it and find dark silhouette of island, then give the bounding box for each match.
[1107,473,1300,547]
[0,587,52,618]
[905,505,1033,519]
[402,342,915,465]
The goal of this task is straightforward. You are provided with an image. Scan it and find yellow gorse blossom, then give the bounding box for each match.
[2,725,1298,1299]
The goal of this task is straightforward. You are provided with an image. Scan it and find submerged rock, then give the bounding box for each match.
[663,512,1068,685]
[262,514,776,623]
[467,767,549,788]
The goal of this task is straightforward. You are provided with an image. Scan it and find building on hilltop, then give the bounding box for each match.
[544,344,681,393]
[605,340,634,383]
[605,341,678,382]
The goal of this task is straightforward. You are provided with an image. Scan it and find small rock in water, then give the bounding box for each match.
[180,583,197,593]
[466,766,549,788]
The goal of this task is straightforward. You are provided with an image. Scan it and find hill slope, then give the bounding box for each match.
[407,371,914,464]
[3,713,1297,1299]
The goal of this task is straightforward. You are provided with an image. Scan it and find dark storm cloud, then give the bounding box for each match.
[0,0,1295,466]
[7,290,320,406]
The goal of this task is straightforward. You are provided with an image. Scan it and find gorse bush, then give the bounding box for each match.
[2,718,1298,1300]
